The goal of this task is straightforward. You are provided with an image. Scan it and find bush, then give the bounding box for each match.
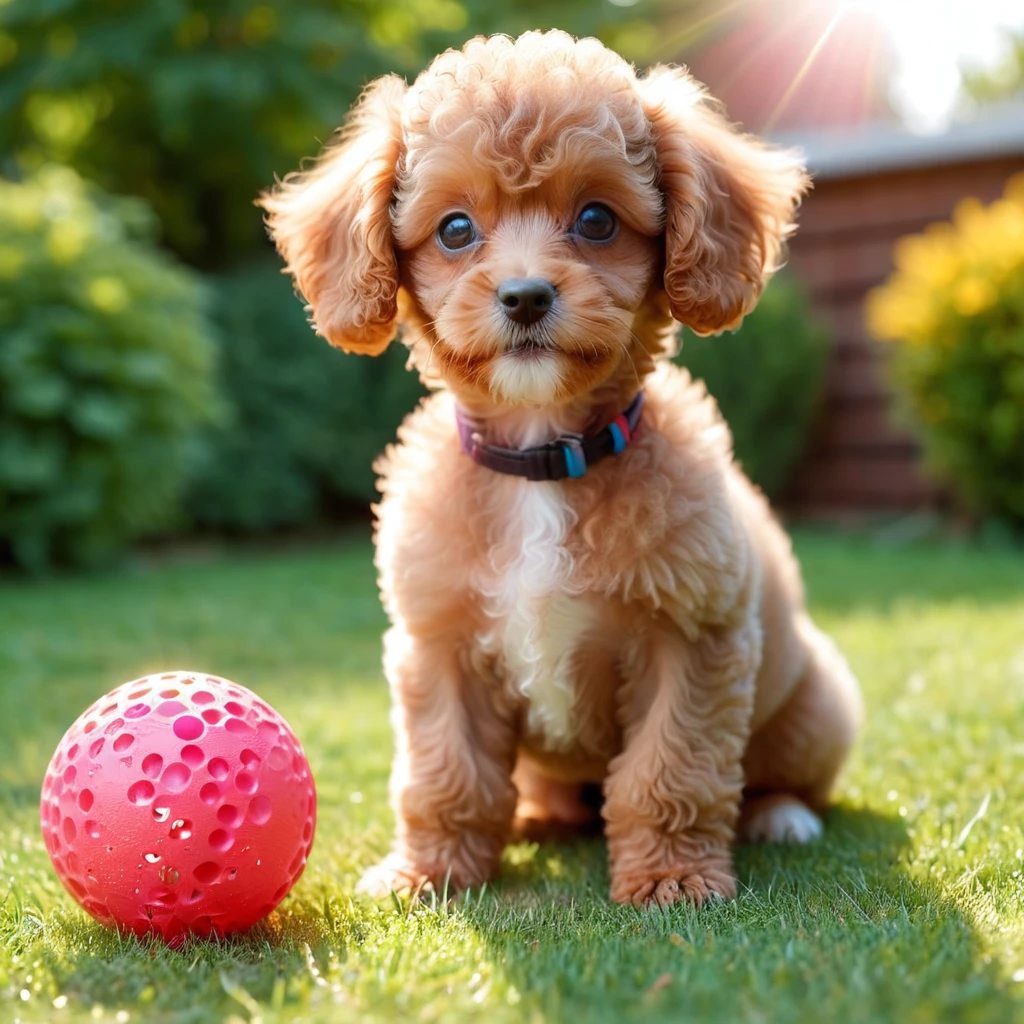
[675,272,829,498]
[867,174,1024,525]
[186,262,424,532]
[0,167,217,571]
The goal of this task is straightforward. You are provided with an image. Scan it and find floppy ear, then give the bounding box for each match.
[638,67,809,335]
[260,75,406,355]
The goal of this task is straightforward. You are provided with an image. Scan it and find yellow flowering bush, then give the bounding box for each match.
[0,168,217,570]
[867,174,1024,523]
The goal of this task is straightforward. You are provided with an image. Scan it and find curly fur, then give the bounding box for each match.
[263,30,863,908]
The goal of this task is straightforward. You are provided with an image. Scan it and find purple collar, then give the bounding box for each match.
[455,391,645,481]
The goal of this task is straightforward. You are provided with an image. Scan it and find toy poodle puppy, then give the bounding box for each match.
[262,30,863,908]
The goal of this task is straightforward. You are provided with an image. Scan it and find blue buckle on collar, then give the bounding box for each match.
[561,436,586,478]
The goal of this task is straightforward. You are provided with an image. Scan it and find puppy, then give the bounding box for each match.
[263,31,863,908]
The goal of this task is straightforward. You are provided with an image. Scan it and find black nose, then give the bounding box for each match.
[497,277,556,325]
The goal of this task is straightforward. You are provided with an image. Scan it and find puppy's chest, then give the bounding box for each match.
[475,482,600,749]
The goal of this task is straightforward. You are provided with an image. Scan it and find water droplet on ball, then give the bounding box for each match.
[158,865,180,886]
[169,818,192,840]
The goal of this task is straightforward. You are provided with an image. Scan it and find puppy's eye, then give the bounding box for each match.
[437,213,477,251]
[574,203,617,242]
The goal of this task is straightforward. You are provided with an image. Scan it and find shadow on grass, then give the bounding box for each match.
[447,805,1022,1023]
[36,806,1022,1024]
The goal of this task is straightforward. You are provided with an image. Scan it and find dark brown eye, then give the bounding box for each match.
[437,213,477,251]
[574,203,617,242]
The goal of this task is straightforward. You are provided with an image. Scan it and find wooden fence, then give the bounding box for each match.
[782,131,1024,515]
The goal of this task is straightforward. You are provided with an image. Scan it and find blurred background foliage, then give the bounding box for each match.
[676,274,829,501]
[0,0,829,570]
[0,167,217,570]
[0,0,688,267]
[960,29,1024,107]
[868,174,1024,528]
[187,262,425,532]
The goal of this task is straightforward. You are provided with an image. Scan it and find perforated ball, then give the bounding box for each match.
[40,671,316,944]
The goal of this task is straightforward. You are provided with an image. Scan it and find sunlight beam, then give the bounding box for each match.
[761,8,846,134]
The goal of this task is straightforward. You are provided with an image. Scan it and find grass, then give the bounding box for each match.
[1,528,1024,1023]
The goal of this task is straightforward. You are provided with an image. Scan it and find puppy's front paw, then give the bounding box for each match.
[356,855,435,899]
[611,862,738,909]
[357,845,497,899]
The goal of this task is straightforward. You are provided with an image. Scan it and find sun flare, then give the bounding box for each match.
[838,0,1024,129]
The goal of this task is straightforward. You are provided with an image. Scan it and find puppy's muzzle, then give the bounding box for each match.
[497,277,556,326]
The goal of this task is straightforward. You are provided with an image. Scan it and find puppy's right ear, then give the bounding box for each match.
[260,75,406,355]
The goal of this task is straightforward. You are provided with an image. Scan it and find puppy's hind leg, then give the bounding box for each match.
[740,614,863,844]
[512,757,603,841]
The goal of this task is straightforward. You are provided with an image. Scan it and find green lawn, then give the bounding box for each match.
[2,530,1024,1023]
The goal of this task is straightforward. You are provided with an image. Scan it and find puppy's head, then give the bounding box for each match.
[263,32,808,409]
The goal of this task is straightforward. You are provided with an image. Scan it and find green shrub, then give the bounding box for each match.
[868,175,1024,524]
[675,273,829,498]
[186,262,424,532]
[0,167,217,571]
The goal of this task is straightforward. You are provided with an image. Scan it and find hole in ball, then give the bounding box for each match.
[173,716,204,741]
[217,805,241,828]
[180,744,204,767]
[209,829,234,853]
[193,862,221,884]
[127,780,156,805]
[248,796,272,825]
[161,763,192,793]
[235,771,258,795]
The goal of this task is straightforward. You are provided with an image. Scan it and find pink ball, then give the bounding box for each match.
[40,671,316,944]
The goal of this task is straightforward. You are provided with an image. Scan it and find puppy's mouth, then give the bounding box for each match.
[506,336,554,359]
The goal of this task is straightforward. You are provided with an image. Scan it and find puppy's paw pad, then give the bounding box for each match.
[744,800,823,844]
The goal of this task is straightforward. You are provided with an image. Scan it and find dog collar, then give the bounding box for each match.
[455,391,645,481]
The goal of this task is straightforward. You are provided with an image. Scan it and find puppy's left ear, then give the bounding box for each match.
[260,75,406,355]
[639,67,809,335]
